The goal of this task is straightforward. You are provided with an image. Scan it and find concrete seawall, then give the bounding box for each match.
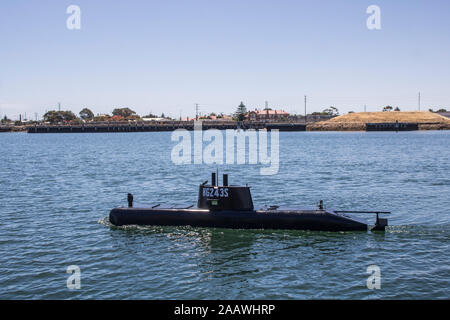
[0,126,12,132]
[15,120,450,133]
[366,122,419,131]
[27,121,307,133]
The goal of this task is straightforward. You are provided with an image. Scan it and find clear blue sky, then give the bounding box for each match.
[1,0,449,120]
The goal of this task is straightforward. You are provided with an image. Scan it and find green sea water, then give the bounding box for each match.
[0,131,449,299]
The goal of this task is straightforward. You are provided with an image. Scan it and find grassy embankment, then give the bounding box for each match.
[307,111,450,131]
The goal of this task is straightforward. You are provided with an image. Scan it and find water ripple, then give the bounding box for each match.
[0,131,449,299]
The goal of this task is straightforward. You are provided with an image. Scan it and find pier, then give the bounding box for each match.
[27,121,306,133]
[0,126,13,132]
[366,122,419,131]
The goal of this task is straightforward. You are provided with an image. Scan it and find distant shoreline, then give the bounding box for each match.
[1,124,450,134]
[2,112,450,133]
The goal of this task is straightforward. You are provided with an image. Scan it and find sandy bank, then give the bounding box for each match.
[308,111,450,131]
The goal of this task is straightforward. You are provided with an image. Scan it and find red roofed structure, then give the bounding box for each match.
[247,109,290,121]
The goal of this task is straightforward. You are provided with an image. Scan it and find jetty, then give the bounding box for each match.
[366,122,419,131]
[0,126,13,132]
[26,121,306,133]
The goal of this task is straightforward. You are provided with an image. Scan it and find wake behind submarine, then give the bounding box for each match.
[109,173,389,232]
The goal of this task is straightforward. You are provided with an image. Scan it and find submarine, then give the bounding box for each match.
[109,173,389,232]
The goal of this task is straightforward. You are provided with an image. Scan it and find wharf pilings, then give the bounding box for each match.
[27,121,307,133]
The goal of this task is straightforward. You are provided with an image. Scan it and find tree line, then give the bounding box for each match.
[42,107,141,124]
[2,103,448,125]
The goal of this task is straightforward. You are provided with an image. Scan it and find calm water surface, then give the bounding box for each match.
[0,131,449,299]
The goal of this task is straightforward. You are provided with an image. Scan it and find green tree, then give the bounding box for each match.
[330,106,339,115]
[1,115,11,124]
[322,106,339,116]
[382,106,393,112]
[79,108,94,120]
[437,108,447,113]
[112,107,136,118]
[394,107,400,111]
[63,111,76,122]
[43,111,61,123]
[43,110,77,124]
[235,102,247,121]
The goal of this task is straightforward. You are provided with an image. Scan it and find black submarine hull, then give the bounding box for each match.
[109,207,368,232]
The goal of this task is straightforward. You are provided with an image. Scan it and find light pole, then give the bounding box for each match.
[304,95,307,123]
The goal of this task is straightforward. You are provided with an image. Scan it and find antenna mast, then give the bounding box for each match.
[304,95,307,123]
[418,92,421,111]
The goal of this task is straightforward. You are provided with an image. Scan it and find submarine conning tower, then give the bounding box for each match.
[197,173,254,211]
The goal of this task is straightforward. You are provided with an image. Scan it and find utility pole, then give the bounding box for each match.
[265,101,268,110]
[58,102,61,112]
[304,95,307,123]
[195,103,199,120]
[418,92,421,111]
[364,104,367,112]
